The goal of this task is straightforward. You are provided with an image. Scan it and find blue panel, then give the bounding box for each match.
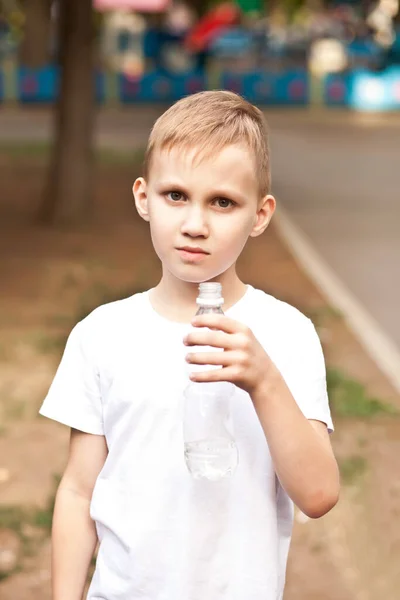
[221,70,309,105]
[383,66,400,109]
[220,73,246,97]
[18,66,104,104]
[324,67,400,111]
[119,73,142,102]
[144,72,176,101]
[119,70,205,103]
[119,72,173,102]
[18,65,59,103]
[324,73,351,106]
[350,67,400,111]
[174,73,206,98]
[276,70,309,105]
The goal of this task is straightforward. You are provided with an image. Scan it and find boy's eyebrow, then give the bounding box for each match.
[157,180,188,191]
[157,181,247,202]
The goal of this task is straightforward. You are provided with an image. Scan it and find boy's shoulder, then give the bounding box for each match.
[76,291,148,341]
[246,288,322,366]
[245,286,313,333]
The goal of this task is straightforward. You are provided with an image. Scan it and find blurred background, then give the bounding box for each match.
[0,0,399,598]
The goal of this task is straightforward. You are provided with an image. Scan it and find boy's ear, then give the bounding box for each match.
[250,194,276,238]
[132,177,150,222]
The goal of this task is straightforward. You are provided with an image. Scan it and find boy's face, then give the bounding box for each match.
[133,144,275,285]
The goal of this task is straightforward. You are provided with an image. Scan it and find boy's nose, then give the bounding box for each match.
[180,207,209,238]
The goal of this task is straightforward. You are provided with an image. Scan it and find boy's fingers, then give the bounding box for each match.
[191,314,245,334]
[184,330,234,349]
[189,366,236,383]
[186,351,233,366]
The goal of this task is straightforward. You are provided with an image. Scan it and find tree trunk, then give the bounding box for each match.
[20,0,52,67]
[40,0,95,226]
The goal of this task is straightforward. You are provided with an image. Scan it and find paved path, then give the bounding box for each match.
[268,113,400,352]
[1,107,399,352]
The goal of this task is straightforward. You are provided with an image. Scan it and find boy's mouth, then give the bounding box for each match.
[176,246,210,262]
[177,246,209,254]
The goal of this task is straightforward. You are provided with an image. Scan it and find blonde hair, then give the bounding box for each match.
[144,90,271,196]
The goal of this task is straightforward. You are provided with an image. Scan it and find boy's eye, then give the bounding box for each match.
[167,191,184,202]
[214,197,234,209]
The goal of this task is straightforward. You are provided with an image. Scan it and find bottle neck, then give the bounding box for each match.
[196,282,223,308]
[196,299,224,308]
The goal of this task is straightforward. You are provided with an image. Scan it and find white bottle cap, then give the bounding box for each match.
[196,282,224,307]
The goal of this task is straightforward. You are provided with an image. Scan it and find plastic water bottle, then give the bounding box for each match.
[183,282,239,482]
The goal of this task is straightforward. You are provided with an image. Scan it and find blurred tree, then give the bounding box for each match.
[40,0,95,225]
[283,0,307,22]
[187,0,213,17]
[20,0,52,67]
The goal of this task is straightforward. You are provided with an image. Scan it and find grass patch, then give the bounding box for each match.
[46,313,74,328]
[0,474,60,579]
[0,140,50,159]
[0,476,59,538]
[13,329,67,359]
[27,331,66,355]
[339,455,368,485]
[0,140,144,166]
[0,567,22,583]
[97,146,145,166]
[327,368,397,418]
[307,305,342,327]
[3,398,27,421]
[33,474,60,534]
[0,505,26,536]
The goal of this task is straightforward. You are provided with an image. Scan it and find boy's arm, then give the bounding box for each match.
[251,374,339,518]
[52,428,108,600]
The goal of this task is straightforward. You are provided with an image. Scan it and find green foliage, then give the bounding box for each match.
[3,398,27,421]
[327,368,397,418]
[339,455,367,485]
[0,141,144,166]
[0,472,60,581]
[33,474,60,533]
[26,331,66,355]
[306,304,342,328]
[0,505,26,535]
[283,0,307,21]
[0,475,59,536]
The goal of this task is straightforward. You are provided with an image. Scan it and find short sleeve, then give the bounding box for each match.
[39,321,104,435]
[285,317,334,433]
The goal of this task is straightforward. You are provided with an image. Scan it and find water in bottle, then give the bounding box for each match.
[183,282,239,481]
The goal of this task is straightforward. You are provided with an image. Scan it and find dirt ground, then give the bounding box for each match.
[0,154,399,599]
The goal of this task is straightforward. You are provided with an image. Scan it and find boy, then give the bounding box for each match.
[40,91,340,600]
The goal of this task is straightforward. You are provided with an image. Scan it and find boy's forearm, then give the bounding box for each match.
[52,486,98,600]
[251,365,340,519]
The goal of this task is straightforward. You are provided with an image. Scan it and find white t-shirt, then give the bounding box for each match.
[39,285,333,600]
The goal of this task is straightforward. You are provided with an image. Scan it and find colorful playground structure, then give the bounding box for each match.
[1,63,400,111]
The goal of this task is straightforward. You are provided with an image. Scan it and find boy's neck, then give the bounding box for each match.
[149,272,247,323]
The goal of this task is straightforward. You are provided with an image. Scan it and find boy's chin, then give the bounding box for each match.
[172,267,228,285]
[177,274,214,284]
